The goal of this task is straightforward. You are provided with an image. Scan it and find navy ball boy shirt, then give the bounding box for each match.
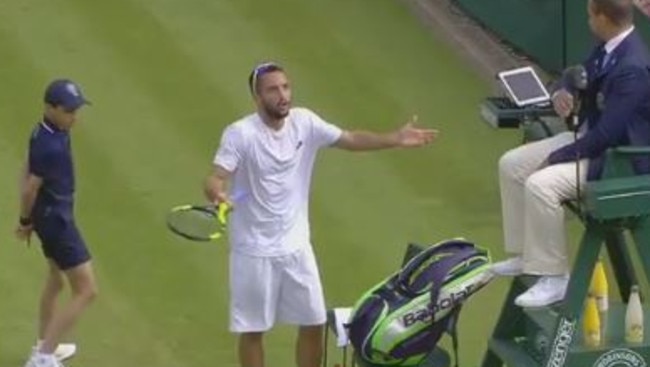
[28,118,75,218]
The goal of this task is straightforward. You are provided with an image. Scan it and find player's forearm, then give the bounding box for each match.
[204,176,224,202]
[337,130,399,151]
[204,173,230,203]
[19,176,41,219]
[19,190,37,219]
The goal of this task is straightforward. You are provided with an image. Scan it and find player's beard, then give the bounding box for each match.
[262,100,290,120]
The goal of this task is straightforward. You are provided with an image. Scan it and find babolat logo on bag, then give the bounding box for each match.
[346,239,493,366]
[402,283,480,327]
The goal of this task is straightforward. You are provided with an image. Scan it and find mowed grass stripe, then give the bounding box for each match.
[65,0,243,147]
[130,0,289,101]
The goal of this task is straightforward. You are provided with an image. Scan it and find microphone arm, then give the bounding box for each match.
[573,93,583,218]
[562,65,587,131]
[563,65,588,218]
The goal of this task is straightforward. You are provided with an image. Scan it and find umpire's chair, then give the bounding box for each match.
[482,146,650,367]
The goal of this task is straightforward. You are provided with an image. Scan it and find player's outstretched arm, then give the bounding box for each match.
[334,115,438,151]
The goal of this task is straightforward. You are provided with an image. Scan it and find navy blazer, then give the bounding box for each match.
[547,30,650,181]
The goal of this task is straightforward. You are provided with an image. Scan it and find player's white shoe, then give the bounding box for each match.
[31,343,76,362]
[23,353,64,367]
[53,344,76,362]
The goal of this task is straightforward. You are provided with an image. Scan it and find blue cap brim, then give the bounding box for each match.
[64,98,91,111]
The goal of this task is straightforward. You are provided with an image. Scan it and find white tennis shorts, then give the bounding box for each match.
[229,246,327,333]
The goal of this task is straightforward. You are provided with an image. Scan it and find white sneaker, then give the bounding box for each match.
[24,353,64,367]
[515,275,569,308]
[31,343,76,362]
[53,344,76,362]
[490,256,524,276]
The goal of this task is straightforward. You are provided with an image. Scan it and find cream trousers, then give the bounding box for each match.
[499,131,588,275]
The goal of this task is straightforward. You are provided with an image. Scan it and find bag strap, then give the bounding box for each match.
[424,250,470,366]
[401,248,477,299]
[397,240,475,295]
[417,305,462,367]
[400,239,473,277]
[423,245,475,319]
[448,306,462,367]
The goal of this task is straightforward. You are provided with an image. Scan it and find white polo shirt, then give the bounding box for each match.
[214,107,343,257]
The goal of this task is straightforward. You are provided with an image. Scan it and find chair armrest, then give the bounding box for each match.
[602,146,650,178]
[613,146,650,156]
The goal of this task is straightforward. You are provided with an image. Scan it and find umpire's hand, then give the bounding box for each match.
[552,89,574,118]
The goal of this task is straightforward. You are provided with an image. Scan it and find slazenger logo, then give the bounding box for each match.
[593,348,647,367]
[401,283,478,327]
[545,317,576,367]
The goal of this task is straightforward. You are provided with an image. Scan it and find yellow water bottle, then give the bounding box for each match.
[590,258,609,334]
[625,285,644,343]
[584,295,601,346]
[590,259,609,313]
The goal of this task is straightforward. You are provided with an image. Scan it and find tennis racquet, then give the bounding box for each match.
[166,202,232,241]
[166,191,247,242]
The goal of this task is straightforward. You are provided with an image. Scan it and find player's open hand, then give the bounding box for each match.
[15,224,33,246]
[396,116,438,148]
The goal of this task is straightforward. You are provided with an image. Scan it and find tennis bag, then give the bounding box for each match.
[346,238,493,366]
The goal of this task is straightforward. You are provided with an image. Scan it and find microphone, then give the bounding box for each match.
[565,64,588,90]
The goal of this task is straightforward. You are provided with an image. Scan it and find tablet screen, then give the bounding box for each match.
[498,67,550,107]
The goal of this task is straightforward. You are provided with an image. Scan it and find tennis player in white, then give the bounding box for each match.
[204,62,437,367]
